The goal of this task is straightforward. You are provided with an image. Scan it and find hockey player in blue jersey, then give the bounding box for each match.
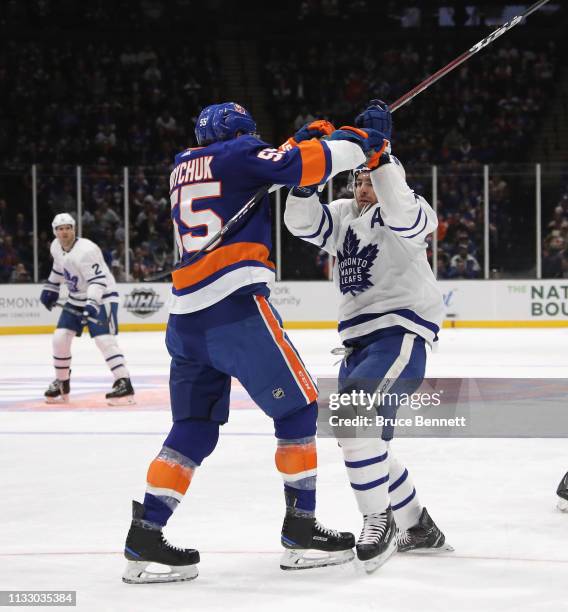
[285,100,452,572]
[122,102,387,583]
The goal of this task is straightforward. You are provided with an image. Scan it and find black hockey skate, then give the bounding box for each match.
[106,377,135,406]
[396,507,454,553]
[356,507,397,573]
[44,378,70,403]
[557,471,568,512]
[122,501,200,584]
[280,511,355,570]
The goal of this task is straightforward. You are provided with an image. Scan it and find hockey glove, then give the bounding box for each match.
[295,119,336,142]
[329,126,390,158]
[280,120,336,150]
[290,185,318,198]
[81,301,100,326]
[40,287,59,311]
[355,99,392,141]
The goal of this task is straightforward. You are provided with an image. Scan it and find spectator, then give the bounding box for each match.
[0,235,20,281]
[156,111,177,137]
[10,262,32,283]
[450,243,481,277]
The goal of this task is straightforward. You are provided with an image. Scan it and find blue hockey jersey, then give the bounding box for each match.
[168,134,365,313]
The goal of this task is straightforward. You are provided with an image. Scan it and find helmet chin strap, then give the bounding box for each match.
[358,203,372,217]
[357,198,378,216]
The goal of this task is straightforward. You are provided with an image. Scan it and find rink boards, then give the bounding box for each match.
[1,280,568,334]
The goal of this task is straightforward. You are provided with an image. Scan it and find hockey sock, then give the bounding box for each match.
[142,419,220,527]
[143,446,197,527]
[274,404,318,516]
[339,437,390,515]
[94,334,129,380]
[52,328,74,380]
[276,437,317,516]
[388,454,422,530]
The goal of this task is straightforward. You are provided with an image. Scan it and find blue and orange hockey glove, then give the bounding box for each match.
[280,119,336,151]
[328,126,390,168]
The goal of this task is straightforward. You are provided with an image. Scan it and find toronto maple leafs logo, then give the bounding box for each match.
[63,269,79,293]
[337,227,378,296]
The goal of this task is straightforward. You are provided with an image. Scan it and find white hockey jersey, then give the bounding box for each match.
[45,238,119,308]
[284,159,444,346]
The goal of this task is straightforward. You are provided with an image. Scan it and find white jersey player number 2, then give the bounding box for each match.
[172,182,222,255]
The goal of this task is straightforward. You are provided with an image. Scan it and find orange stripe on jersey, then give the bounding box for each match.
[147,457,193,495]
[275,442,317,475]
[297,140,327,187]
[255,296,318,404]
[172,242,275,291]
[338,125,368,139]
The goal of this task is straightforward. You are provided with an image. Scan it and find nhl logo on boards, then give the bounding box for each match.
[124,288,165,318]
[272,388,285,399]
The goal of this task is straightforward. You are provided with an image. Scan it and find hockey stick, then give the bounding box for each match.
[54,302,104,326]
[148,0,550,283]
[389,0,551,112]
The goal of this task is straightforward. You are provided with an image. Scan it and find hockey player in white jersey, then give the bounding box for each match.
[40,213,135,405]
[284,100,451,571]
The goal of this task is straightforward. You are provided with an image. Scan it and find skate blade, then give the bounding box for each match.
[401,542,455,554]
[280,548,354,570]
[122,560,198,584]
[557,498,568,512]
[360,539,397,574]
[107,396,136,406]
[45,395,69,404]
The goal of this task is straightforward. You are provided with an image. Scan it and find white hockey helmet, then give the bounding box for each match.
[350,155,407,193]
[350,165,371,193]
[52,213,76,234]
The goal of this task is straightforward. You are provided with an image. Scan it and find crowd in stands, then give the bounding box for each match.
[0,192,34,282]
[0,3,565,283]
[263,38,557,167]
[0,40,218,167]
[266,34,558,280]
[542,183,568,278]
[0,37,218,280]
[32,162,175,282]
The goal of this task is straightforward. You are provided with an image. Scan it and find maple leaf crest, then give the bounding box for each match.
[336,226,379,296]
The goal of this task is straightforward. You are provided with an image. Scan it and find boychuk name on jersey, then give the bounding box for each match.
[337,227,378,296]
[170,155,214,190]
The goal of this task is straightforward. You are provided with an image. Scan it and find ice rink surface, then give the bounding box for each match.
[1,328,567,612]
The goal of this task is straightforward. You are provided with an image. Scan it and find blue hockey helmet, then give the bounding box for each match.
[195,102,257,145]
